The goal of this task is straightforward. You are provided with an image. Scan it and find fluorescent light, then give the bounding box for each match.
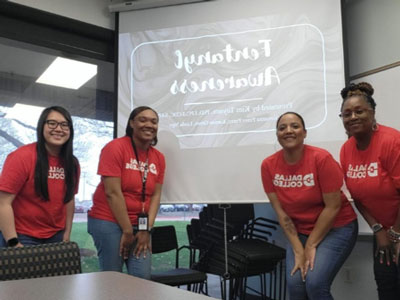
[36,57,97,90]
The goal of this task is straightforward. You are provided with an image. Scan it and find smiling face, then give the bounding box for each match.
[130,109,158,147]
[341,96,375,137]
[43,110,71,154]
[276,113,307,150]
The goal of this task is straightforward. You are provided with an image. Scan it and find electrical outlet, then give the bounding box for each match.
[343,267,352,283]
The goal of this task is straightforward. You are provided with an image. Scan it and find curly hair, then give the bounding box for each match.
[340,82,376,111]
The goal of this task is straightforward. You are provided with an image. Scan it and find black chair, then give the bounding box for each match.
[238,217,287,300]
[0,241,81,281]
[150,225,208,294]
[192,205,287,300]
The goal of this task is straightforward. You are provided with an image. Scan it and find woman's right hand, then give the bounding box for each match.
[291,251,307,282]
[375,230,392,265]
[119,232,135,260]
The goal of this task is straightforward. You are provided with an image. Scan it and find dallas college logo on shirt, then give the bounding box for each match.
[273,173,315,188]
[125,158,158,175]
[347,162,378,178]
[48,166,65,179]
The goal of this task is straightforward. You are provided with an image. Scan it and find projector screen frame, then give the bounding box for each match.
[115,0,350,204]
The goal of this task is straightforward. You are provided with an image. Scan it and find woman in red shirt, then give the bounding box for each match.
[340,82,400,299]
[261,112,357,300]
[0,106,80,248]
[88,106,165,279]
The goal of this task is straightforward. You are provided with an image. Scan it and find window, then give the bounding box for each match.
[0,2,115,272]
[0,36,114,201]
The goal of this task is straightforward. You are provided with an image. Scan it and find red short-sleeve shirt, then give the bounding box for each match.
[261,145,356,234]
[340,125,400,228]
[88,136,166,225]
[0,143,80,238]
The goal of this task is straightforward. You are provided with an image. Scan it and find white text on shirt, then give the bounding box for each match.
[347,162,378,179]
[273,173,315,188]
[125,158,158,175]
[48,166,65,180]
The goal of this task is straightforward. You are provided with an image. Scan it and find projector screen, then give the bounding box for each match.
[118,0,347,203]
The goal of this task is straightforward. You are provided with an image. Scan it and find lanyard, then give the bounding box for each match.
[130,138,149,212]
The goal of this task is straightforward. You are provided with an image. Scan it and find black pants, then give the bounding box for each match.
[373,237,400,300]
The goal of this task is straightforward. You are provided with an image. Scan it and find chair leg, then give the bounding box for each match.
[202,279,209,295]
[232,277,243,300]
[282,260,287,300]
[260,273,266,300]
[241,277,247,300]
[269,269,273,299]
[220,276,227,300]
[229,278,237,300]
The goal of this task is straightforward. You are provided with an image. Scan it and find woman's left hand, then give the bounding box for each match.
[133,231,151,258]
[304,245,317,272]
[391,242,400,265]
[62,231,70,242]
[375,230,392,265]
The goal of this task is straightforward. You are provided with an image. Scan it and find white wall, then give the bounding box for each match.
[332,236,377,300]
[9,0,115,29]
[345,0,400,76]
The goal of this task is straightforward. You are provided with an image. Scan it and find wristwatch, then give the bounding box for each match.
[7,237,19,247]
[371,223,383,233]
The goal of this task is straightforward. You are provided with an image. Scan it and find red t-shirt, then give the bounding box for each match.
[261,145,356,235]
[0,143,80,238]
[88,136,166,225]
[340,124,400,228]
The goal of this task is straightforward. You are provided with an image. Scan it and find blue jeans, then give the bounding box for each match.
[0,230,64,247]
[87,216,151,279]
[373,237,400,300]
[286,220,358,300]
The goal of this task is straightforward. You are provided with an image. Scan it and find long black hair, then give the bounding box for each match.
[125,106,159,146]
[34,106,79,203]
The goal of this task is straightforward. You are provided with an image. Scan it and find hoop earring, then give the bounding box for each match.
[372,122,378,131]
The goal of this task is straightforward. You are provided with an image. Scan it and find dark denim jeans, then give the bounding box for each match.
[373,237,400,300]
[286,220,358,300]
[0,230,64,247]
[87,216,152,279]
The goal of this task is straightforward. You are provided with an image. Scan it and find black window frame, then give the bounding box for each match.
[0,1,118,136]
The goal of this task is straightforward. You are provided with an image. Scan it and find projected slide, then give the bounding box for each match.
[118,0,346,203]
[120,19,327,149]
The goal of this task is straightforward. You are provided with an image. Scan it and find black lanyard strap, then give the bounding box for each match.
[130,138,149,204]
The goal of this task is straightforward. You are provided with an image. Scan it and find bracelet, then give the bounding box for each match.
[388,227,400,243]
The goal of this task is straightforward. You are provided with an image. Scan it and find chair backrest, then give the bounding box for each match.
[196,204,255,244]
[211,204,254,222]
[0,241,81,281]
[246,217,281,240]
[151,225,179,254]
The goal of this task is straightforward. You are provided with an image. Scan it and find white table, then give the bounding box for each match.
[0,271,216,300]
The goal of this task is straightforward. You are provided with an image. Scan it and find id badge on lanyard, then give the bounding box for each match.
[131,138,149,231]
[138,164,149,231]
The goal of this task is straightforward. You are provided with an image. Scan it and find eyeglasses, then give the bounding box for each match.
[45,120,70,131]
[339,109,372,119]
